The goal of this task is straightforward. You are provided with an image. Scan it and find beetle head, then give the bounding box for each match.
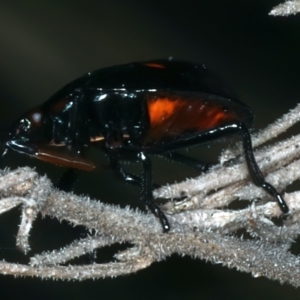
[1,107,49,157]
[1,106,95,171]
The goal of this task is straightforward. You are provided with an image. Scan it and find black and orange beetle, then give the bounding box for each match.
[1,59,288,231]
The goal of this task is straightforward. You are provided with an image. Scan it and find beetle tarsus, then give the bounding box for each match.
[261,182,289,213]
[276,193,289,214]
[147,202,170,232]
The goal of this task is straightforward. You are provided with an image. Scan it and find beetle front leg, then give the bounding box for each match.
[139,152,170,232]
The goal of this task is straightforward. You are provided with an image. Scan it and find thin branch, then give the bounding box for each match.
[1,104,300,285]
[269,0,300,16]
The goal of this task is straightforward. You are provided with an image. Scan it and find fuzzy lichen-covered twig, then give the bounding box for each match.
[269,0,300,16]
[1,104,300,285]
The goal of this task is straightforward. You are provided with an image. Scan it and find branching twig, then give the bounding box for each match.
[1,104,300,285]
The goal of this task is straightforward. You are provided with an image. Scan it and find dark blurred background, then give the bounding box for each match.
[0,0,300,299]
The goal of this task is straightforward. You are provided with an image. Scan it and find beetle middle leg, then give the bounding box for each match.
[110,157,169,232]
[138,152,170,232]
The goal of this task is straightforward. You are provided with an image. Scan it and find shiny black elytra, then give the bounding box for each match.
[1,59,288,231]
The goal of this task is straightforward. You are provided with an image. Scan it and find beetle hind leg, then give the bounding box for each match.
[149,121,288,214]
[240,122,289,213]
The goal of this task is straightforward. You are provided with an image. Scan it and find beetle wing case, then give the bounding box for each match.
[44,59,254,149]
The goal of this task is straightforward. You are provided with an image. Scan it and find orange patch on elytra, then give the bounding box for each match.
[147,98,182,126]
[145,96,239,144]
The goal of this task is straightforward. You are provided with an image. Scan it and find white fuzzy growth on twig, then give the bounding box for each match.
[1,103,300,285]
[269,0,300,16]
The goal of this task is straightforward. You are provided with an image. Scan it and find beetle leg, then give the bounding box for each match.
[110,157,169,231]
[147,122,288,214]
[239,122,289,213]
[138,152,170,232]
[159,152,210,173]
